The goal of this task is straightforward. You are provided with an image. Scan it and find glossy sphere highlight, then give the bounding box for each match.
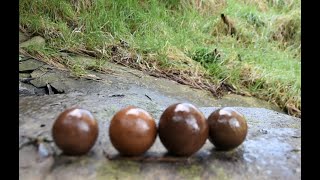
[52,108,99,155]
[158,103,208,156]
[207,107,248,150]
[109,106,157,156]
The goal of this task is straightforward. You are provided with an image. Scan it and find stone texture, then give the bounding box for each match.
[20,36,45,48]
[19,73,31,79]
[19,57,300,180]
[19,31,29,43]
[19,59,45,72]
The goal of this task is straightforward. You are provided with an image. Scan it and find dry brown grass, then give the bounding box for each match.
[19,49,67,71]
[163,0,226,16]
[192,0,227,15]
[267,0,296,9]
[271,13,300,47]
[239,0,269,11]
[211,18,227,37]
[238,63,300,118]
[108,44,234,97]
[70,0,94,12]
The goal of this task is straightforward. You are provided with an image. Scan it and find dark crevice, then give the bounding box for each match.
[19,70,35,74]
[19,57,33,62]
[19,77,36,84]
[20,82,65,96]
[45,84,65,95]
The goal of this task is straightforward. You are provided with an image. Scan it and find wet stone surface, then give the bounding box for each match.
[19,58,300,180]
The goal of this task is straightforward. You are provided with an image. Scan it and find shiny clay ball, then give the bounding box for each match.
[109,106,157,156]
[207,107,248,150]
[52,108,99,156]
[158,103,208,156]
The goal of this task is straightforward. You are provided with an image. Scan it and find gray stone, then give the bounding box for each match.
[19,82,46,96]
[19,55,32,62]
[19,59,45,72]
[20,36,45,48]
[29,68,101,94]
[19,31,29,43]
[19,82,35,95]
[19,56,300,180]
[19,73,31,79]
[30,68,65,88]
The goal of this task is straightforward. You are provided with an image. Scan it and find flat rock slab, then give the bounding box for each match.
[19,57,300,180]
[20,36,45,48]
[19,73,32,79]
[19,59,46,72]
[19,82,46,96]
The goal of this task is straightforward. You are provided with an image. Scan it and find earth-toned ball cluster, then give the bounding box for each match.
[52,104,248,157]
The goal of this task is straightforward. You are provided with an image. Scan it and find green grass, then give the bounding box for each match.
[19,0,301,117]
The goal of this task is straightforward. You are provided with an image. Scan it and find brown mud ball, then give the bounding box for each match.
[207,107,248,150]
[158,103,208,156]
[52,108,99,156]
[109,106,157,156]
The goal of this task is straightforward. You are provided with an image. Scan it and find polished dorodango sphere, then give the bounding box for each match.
[52,108,99,156]
[207,107,248,150]
[109,106,157,156]
[158,103,208,156]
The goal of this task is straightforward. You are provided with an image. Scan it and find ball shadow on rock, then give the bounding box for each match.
[208,146,246,162]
